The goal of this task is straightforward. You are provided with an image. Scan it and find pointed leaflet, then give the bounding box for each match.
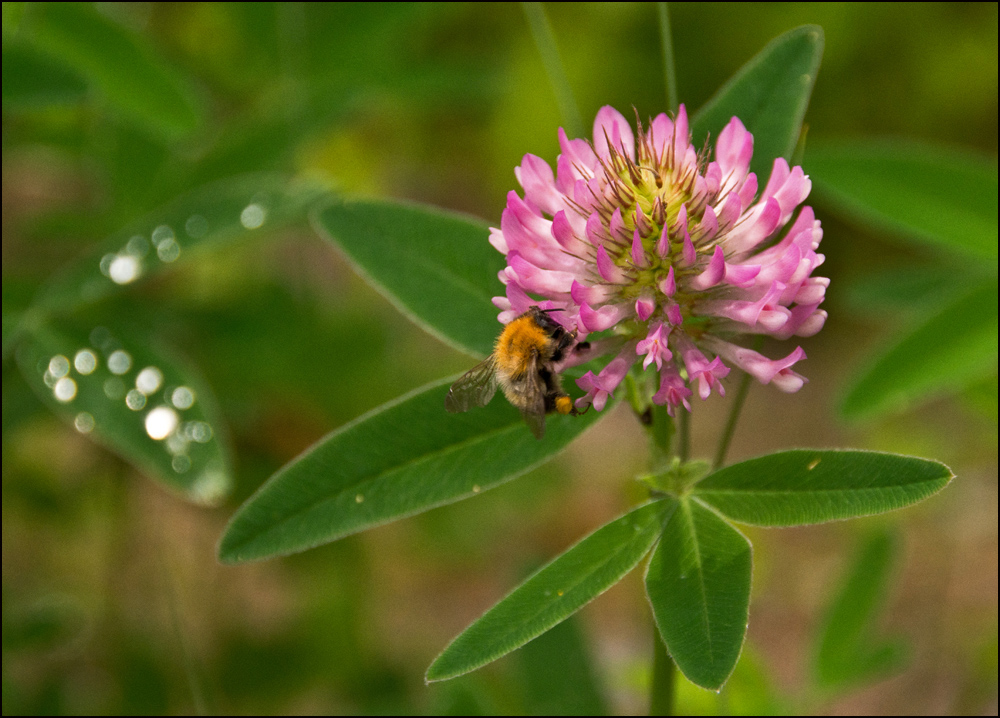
[807,141,998,261]
[34,175,325,314]
[426,499,675,682]
[693,450,953,527]
[645,497,752,691]
[841,282,998,420]
[313,198,503,358]
[15,318,232,505]
[692,25,823,181]
[219,377,603,564]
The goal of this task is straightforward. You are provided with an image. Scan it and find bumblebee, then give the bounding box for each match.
[445,306,584,439]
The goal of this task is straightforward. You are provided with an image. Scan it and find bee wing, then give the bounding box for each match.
[445,356,499,413]
[518,355,548,440]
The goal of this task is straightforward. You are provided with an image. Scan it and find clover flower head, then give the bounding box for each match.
[491,105,827,413]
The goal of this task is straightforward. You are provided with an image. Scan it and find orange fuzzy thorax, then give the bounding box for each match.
[494,315,550,376]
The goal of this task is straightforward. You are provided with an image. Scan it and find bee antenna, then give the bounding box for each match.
[539,307,563,314]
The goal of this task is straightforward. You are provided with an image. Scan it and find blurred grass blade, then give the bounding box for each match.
[219,378,604,564]
[314,198,503,357]
[693,450,953,527]
[2,44,87,109]
[426,499,675,682]
[814,528,909,689]
[15,318,232,505]
[36,174,327,314]
[692,25,823,180]
[645,497,752,691]
[841,281,998,420]
[807,141,999,261]
[29,2,201,138]
[516,614,608,716]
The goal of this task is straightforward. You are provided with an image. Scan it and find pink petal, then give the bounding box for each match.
[635,293,656,321]
[570,279,616,306]
[585,212,608,247]
[656,222,670,258]
[715,117,753,192]
[723,196,781,254]
[697,205,719,241]
[579,302,630,332]
[593,106,635,160]
[596,244,629,283]
[631,229,648,267]
[681,230,697,266]
[609,207,628,243]
[716,191,743,230]
[660,266,676,297]
[559,127,598,172]
[737,172,758,209]
[649,113,674,157]
[507,252,575,295]
[667,304,683,326]
[515,154,562,216]
[488,227,508,254]
[551,210,587,254]
[690,245,727,290]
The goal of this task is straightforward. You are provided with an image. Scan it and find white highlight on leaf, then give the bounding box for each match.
[74,349,97,375]
[145,406,179,440]
[126,389,147,411]
[74,412,95,433]
[108,350,132,375]
[54,377,77,402]
[136,366,163,395]
[240,203,266,229]
[171,386,195,409]
[109,254,142,284]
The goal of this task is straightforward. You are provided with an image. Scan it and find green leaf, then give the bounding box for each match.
[313,198,503,357]
[219,377,604,564]
[645,497,752,691]
[813,528,909,689]
[693,450,953,527]
[842,265,957,316]
[516,614,608,716]
[426,499,675,682]
[841,281,998,419]
[692,25,823,181]
[35,174,327,314]
[1,44,87,109]
[29,2,201,138]
[806,141,999,261]
[14,318,232,505]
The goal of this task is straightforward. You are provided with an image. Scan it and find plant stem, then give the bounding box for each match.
[656,3,678,113]
[678,408,690,463]
[712,335,762,470]
[522,2,584,139]
[650,625,676,715]
[712,368,752,470]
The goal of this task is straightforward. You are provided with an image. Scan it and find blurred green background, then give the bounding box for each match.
[3,2,996,714]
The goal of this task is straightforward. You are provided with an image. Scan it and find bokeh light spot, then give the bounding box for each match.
[145,406,179,440]
[74,349,97,375]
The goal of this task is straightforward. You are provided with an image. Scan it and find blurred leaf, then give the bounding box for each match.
[35,174,328,313]
[807,141,999,261]
[1,44,87,108]
[963,373,999,423]
[314,198,502,357]
[645,497,752,691]
[426,499,674,682]
[3,3,26,39]
[15,318,232,505]
[219,377,604,563]
[2,595,87,653]
[692,25,823,181]
[843,265,958,315]
[29,2,201,138]
[693,450,953,527]
[813,528,909,689]
[516,614,608,716]
[841,281,998,419]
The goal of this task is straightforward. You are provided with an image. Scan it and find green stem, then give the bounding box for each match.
[650,625,676,715]
[522,2,584,139]
[712,335,762,470]
[678,408,690,463]
[712,369,752,470]
[656,3,678,113]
